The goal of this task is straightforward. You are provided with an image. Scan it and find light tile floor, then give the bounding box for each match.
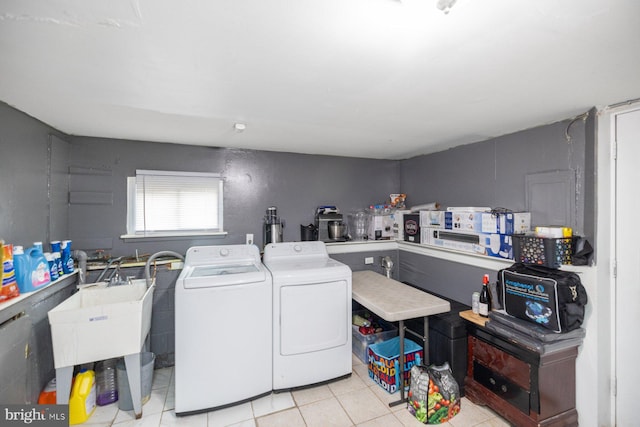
[86,354,511,426]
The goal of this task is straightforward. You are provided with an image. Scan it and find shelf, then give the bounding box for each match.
[326,240,590,273]
[325,240,396,254]
[0,271,78,318]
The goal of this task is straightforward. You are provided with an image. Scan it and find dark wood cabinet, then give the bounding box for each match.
[464,323,579,427]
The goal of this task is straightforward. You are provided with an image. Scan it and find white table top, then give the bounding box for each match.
[352,270,451,322]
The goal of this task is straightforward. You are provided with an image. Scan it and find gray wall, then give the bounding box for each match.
[330,250,400,280]
[0,103,70,245]
[398,114,595,302]
[67,137,400,257]
[399,251,489,305]
[400,116,591,241]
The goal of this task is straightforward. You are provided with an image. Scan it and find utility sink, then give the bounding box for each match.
[48,279,155,417]
[48,279,155,368]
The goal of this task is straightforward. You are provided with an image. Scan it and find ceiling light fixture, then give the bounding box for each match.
[234,123,246,132]
[436,0,457,14]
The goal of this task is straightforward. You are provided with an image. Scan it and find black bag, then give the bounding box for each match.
[497,263,587,333]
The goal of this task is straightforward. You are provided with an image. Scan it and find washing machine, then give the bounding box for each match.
[175,245,272,415]
[263,241,352,390]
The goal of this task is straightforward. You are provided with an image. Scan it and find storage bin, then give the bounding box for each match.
[116,352,155,411]
[367,337,423,394]
[352,317,397,363]
[512,234,575,268]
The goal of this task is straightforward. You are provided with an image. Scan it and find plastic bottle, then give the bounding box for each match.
[50,241,63,275]
[53,252,63,276]
[50,240,61,254]
[1,243,21,302]
[479,274,491,317]
[38,378,57,404]
[45,252,59,281]
[69,369,96,425]
[24,245,51,292]
[12,246,30,293]
[471,291,480,314]
[95,359,118,406]
[353,314,371,327]
[61,240,75,274]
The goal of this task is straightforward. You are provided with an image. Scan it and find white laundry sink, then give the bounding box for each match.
[48,279,155,368]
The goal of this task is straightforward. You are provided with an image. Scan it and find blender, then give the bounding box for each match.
[349,210,369,241]
[263,206,284,247]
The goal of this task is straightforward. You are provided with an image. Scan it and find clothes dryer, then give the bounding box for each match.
[175,245,272,415]
[263,241,352,390]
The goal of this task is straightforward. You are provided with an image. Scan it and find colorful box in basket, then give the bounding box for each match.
[367,337,423,394]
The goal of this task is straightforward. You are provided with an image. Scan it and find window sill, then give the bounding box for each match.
[120,231,228,242]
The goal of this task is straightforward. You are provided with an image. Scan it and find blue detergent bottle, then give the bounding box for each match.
[50,241,64,275]
[12,245,31,293]
[45,252,59,281]
[61,240,75,274]
[24,244,51,292]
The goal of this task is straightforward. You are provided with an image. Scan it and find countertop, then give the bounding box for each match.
[351,270,451,322]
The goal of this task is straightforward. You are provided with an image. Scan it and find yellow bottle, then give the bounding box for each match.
[69,370,97,425]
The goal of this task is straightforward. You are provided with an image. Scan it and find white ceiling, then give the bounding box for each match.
[1,0,639,160]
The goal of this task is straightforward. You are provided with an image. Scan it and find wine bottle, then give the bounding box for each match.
[478,274,491,317]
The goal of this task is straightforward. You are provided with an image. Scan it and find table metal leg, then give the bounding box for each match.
[389,315,431,407]
[389,319,406,407]
[423,316,429,365]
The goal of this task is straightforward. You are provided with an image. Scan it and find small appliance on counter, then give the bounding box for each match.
[300,224,317,241]
[368,213,394,240]
[348,210,369,241]
[263,206,284,248]
[315,206,346,242]
[327,220,348,241]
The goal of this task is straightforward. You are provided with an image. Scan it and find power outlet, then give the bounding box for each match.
[246,234,254,245]
[364,257,374,265]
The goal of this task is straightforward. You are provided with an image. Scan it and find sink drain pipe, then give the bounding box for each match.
[73,250,88,285]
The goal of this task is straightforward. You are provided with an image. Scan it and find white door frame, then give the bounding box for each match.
[598,100,640,426]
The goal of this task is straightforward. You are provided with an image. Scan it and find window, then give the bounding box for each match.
[126,170,224,237]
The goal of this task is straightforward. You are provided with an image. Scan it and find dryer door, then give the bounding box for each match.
[279,279,349,355]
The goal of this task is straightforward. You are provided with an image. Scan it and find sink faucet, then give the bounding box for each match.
[108,262,124,287]
[381,256,394,279]
[96,256,124,285]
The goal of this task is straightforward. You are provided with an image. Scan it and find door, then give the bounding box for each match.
[279,279,349,355]
[614,106,640,425]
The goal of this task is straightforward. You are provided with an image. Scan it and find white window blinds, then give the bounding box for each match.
[128,170,223,235]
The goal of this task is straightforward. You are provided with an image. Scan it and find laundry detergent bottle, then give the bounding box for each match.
[12,245,31,293]
[24,244,51,292]
[45,252,59,281]
[69,369,97,425]
[61,240,75,274]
